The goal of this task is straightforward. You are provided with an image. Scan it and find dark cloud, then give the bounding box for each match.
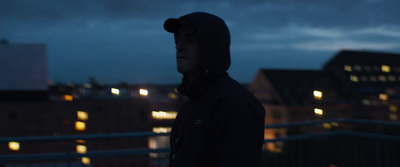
[1,0,399,83]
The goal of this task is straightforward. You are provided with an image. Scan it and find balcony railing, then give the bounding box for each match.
[1,118,400,167]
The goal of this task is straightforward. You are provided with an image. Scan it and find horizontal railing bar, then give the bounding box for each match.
[0,132,170,142]
[265,118,400,129]
[264,131,347,143]
[0,148,170,161]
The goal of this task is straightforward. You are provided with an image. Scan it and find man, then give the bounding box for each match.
[164,12,265,167]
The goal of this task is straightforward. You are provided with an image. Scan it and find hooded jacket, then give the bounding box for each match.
[165,12,265,167]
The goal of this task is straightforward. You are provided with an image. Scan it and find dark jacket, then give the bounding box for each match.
[167,12,265,167]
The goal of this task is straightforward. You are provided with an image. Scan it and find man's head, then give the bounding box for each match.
[166,19,202,75]
[164,12,231,77]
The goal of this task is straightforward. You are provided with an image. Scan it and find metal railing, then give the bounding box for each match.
[1,118,400,167]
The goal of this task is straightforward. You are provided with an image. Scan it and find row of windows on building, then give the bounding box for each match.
[350,75,400,82]
[344,65,399,73]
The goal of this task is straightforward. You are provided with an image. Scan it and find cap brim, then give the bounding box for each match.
[164,18,181,33]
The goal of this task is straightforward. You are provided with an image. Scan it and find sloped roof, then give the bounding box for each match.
[324,50,400,68]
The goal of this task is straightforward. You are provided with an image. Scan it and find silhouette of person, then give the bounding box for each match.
[164,12,265,167]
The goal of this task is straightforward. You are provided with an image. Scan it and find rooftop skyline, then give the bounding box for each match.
[1,0,399,84]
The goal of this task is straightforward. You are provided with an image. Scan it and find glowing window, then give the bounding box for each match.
[139,89,148,96]
[323,123,331,129]
[75,121,86,131]
[153,127,172,133]
[169,93,178,99]
[76,145,87,154]
[350,75,359,82]
[354,65,362,71]
[9,141,20,151]
[379,94,388,101]
[344,65,352,72]
[152,111,177,120]
[314,108,323,116]
[389,105,397,112]
[379,75,387,82]
[76,140,86,144]
[77,111,88,121]
[382,65,391,73]
[63,95,73,101]
[313,90,322,100]
[389,113,397,120]
[331,122,339,126]
[81,157,90,165]
[111,88,120,95]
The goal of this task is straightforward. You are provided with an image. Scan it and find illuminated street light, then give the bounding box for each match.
[139,89,148,96]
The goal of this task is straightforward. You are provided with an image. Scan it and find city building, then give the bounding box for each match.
[249,50,400,152]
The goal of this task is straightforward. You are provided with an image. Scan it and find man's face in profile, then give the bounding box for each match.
[174,24,201,75]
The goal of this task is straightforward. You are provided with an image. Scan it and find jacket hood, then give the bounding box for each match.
[165,12,231,75]
[164,12,231,99]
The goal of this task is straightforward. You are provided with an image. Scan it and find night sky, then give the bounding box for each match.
[1,0,399,84]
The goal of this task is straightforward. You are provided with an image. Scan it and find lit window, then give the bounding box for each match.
[313,90,322,100]
[76,140,86,144]
[77,111,88,121]
[379,94,388,101]
[389,113,397,120]
[314,108,323,116]
[139,89,148,96]
[153,127,172,133]
[76,145,87,154]
[389,105,397,112]
[388,75,396,82]
[344,65,352,72]
[379,75,387,82]
[382,65,391,73]
[354,65,362,71]
[75,121,86,131]
[331,122,339,126]
[350,75,359,82]
[81,157,90,165]
[63,95,73,101]
[9,141,20,151]
[152,111,177,120]
[111,88,120,95]
[169,93,178,99]
[323,123,331,129]
[148,137,157,149]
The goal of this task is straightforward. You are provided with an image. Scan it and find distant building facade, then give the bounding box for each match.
[249,50,400,152]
